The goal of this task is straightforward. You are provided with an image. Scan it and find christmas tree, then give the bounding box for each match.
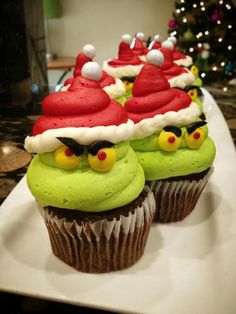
[168,0,236,82]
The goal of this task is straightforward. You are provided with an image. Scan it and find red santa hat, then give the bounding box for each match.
[132,49,169,96]
[148,34,162,50]
[108,34,142,66]
[131,32,148,56]
[73,44,96,77]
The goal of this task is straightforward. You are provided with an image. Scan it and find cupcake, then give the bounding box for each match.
[131,32,148,61]
[61,44,125,99]
[168,36,193,68]
[25,62,155,272]
[167,37,203,88]
[124,50,216,223]
[159,40,195,89]
[103,34,144,105]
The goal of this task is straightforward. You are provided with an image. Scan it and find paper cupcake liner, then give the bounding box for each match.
[148,168,213,223]
[39,186,155,273]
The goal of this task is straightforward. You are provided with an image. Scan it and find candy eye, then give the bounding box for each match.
[88,147,116,172]
[55,145,81,169]
[187,89,197,101]
[191,65,199,75]
[123,80,133,91]
[158,129,182,152]
[185,128,205,149]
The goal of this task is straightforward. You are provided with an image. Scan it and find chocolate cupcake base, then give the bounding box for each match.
[38,187,155,273]
[148,168,213,223]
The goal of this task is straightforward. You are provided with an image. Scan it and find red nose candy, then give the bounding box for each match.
[65,147,74,156]
[97,151,107,160]
[168,136,176,143]
[193,132,201,139]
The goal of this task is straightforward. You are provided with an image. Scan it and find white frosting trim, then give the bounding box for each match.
[25,120,135,154]
[132,102,200,139]
[103,78,125,99]
[59,78,125,98]
[174,55,193,67]
[103,60,143,78]
[139,55,146,62]
[168,69,195,88]
[60,84,69,91]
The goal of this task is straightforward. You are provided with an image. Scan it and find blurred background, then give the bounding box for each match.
[0,0,235,313]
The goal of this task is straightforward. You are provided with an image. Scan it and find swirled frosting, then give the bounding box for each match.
[61,44,125,98]
[103,34,144,78]
[61,72,125,99]
[160,47,194,87]
[25,62,146,213]
[124,53,200,139]
[25,63,134,153]
[103,61,143,78]
[27,144,145,211]
[131,33,148,57]
[174,55,193,67]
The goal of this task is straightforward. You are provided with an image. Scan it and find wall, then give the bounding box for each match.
[47,0,175,85]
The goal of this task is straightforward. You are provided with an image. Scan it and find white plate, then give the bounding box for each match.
[1,89,236,314]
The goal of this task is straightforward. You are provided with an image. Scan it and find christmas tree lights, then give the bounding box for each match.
[168,0,236,82]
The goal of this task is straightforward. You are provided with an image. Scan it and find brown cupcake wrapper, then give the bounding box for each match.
[38,186,156,273]
[149,168,213,223]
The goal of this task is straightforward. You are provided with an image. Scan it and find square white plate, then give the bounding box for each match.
[0,89,236,314]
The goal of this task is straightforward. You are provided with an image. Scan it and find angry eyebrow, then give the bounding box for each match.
[56,137,84,156]
[186,121,207,134]
[87,141,114,156]
[163,126,182,137]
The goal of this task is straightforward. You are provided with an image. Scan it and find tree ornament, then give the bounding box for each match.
[224,62,233,73]
[182,29,194,42]
[168,19,177,29]
[211,11,221,22]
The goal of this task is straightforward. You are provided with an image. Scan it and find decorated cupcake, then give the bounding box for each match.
[25,62,155,273]
[159,40,195,89]
[124,50,216,223]
[103,34,144,104]
[168,36,193,68]
[131,32,148,60]
[61,44,125,99]
[167,37,203,88]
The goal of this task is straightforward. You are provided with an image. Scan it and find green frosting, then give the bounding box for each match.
[27,142,145,212]
[194,97,203,113]
[116,89,132,106]
[134,137,216,180]
[131,121,208,152]
[193,76,203,87]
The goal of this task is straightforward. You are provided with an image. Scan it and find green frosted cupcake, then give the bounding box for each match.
[103,34,144,105]
[25,62,155,272]
[124,50,216,223]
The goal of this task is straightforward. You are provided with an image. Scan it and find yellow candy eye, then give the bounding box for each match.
[55,145,81,169]
[187,89,197,101]
[123,80,133,91]
[88,147,116,172]
[158,129,182,152]
[185,128,205,149]
[191,65,199,75]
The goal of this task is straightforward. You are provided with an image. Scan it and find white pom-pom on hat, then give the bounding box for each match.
[167,36,177,45]
[136,32,145,40]
[121,34,132,44]
[162,40,174,50]
[82,44,96,58]
[81,62,102,81]
[146,49,164,66]
[154,34,161,42]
